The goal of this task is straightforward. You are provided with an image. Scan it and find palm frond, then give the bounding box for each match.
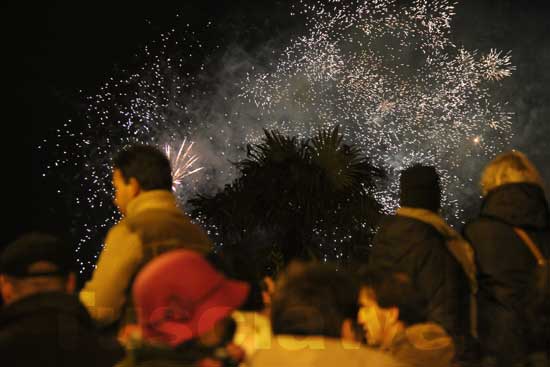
[190,125,385,272]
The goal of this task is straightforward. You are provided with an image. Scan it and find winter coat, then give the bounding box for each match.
[369,210,471,344]
[0,292,124,367]
[80,190,212,327]
[388,322,455,367]
[245,335,405,367]
[463,183,550,365]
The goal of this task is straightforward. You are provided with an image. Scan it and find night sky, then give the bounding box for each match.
[7,1,550,255]
[9,0,302,246]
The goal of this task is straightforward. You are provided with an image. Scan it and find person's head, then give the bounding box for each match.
[0,233,76,305]
[270,262,360,341]
[399,164,441,212]
[132,250,249,348]
[358,269,426,348]
[112,144,173,214]
[206,250,265,313]
[480,150,544,197]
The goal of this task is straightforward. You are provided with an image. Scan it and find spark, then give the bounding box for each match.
[242,0,514,219]
[47,0,514,272]
[164,139,204,190]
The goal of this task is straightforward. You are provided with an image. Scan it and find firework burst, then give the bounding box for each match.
[241,0,514,218]
[47,0,514,273]
[164,139,204,191]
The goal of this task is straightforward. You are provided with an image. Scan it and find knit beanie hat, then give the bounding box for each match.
[399,165,441,212]
[0,233,73,277]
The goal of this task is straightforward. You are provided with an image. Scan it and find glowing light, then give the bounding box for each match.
[164,138,204,190]
[242,0,514,219]
[47,0,514,271]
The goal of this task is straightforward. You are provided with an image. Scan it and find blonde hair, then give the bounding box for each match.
[480,151,544,196]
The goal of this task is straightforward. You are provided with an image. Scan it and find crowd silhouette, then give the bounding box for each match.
[1,143,549,367]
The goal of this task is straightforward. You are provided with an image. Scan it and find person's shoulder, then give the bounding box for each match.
[103,220,143,255]
[105,219,138,240]
[396,215,445,241]
[463,215,497,229]
[0,318,17,343]
[248,337,405,367]
[462,217,518,258]
[375,215,445,255]
[0,303,55,347]
[463,216,508,239]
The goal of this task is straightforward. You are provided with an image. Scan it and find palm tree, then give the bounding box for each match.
[190,126,384,275]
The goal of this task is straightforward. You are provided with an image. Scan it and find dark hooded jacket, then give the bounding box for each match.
[0,292,124,367]
[369,213,470,345]
[463,183,550,366]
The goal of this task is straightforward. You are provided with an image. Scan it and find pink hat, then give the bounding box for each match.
[132,250,250,347]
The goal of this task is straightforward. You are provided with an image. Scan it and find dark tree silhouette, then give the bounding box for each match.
[190,126,384,275]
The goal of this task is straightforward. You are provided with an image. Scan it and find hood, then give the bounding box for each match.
[390,323,454,367]
[481,183,549,229]
[0,292,93,328]
[247,335,404,367]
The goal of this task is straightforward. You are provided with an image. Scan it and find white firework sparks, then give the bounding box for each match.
[164,139,204,191]
[241,0,515,218]
[47,0,514,272]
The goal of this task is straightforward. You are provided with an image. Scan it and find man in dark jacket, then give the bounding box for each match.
[369,165,475,358]
[464,151,550,367]
[0,233,124,367]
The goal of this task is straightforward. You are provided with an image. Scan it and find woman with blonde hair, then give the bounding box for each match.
[464,151,550,367]
[480,150,545,196]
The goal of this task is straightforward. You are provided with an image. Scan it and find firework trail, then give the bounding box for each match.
[165,139,204,190]
[47,0,514,273]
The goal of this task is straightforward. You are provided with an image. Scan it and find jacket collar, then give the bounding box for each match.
[126,190,180,217]
[0,292,92,327]
[397,207,447,235]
